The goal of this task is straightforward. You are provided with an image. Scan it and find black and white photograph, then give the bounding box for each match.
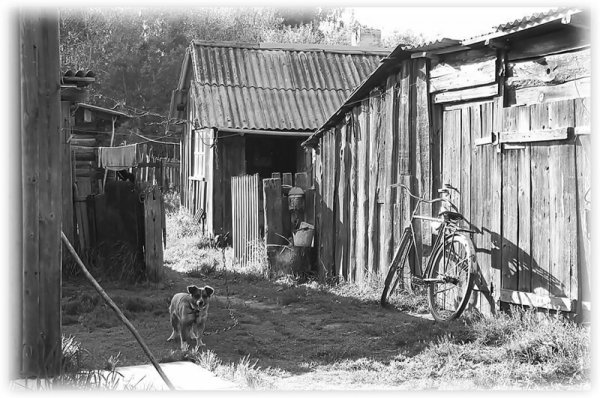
[3,0,592,392]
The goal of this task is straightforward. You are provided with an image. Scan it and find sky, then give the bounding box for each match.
[346,6,559,41]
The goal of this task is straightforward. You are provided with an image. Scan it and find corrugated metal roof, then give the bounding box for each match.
[493,7,580,33]
[462,7,582,44]
[400,38,462,53]
[61,69,95,87]
[189,41,387,131]
[303,7,588,147]
[76,103,131,118]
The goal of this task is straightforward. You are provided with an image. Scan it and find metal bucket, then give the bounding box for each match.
[293,222,314,247]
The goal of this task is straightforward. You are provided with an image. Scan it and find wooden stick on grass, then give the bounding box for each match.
[61,231,175,391]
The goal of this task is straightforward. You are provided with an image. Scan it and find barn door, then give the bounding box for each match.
[441,101,500,315]
[440,98,589,315]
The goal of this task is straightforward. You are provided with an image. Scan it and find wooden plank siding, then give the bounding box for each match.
[311,41,589,321]
[574,97,591,320]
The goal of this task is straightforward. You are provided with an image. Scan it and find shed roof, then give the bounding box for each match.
[187,41,389,131]
[76,103,131,119]
[303,7,587,147]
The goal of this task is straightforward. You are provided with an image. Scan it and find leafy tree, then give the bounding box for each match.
[59,7,394,137]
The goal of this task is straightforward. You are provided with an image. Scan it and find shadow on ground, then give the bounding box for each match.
[61,265,469,376]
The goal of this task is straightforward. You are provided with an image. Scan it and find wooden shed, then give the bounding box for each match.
[303,8,591,320]
[169,41,389,238]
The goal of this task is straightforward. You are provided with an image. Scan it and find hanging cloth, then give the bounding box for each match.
[98,144,138,171]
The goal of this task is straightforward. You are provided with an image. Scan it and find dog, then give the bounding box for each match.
[167,285,214,350]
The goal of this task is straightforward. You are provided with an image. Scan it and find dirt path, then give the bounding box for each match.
[62,265,451,383]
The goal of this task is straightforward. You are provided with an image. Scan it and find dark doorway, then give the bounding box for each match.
[245,135,303,179]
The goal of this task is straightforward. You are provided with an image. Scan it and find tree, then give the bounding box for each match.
[59,7,365,136]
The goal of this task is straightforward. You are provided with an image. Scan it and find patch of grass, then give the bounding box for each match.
[62,335,87,373]
[166,208,204,240]
[163,191,181,214]
[310,307,591,389]
[189,350,272,389]
[122,296,154,313]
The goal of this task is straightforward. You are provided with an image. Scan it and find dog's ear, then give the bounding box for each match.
[187,285,200,295]
[204,286,214,297]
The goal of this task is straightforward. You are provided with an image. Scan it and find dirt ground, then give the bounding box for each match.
[61,260,458,388]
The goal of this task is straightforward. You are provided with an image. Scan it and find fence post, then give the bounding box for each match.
[263,178,285,246]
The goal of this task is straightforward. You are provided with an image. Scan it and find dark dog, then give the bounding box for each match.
[167,285,214,350]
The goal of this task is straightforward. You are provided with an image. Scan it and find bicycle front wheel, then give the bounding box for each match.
[427,233,475,321]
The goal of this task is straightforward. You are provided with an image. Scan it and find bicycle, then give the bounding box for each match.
[380,183,477,321]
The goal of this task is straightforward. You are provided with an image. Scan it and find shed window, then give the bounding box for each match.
[192,129,206,178]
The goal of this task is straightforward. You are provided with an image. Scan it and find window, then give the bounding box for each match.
[192,129,206,178]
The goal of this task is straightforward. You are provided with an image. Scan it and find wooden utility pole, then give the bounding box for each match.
[19,9,62,378]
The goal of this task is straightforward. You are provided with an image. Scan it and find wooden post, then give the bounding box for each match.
[101,116,117,193]
[334,124,350,280]
[414,58,432,257]
[355,103,369,285]
[282,172,293,188]
[60,102,75,245]
[574,98,591,321]
[144,187,164,282]
[281,173,292,240]
[294,172,309,190]
[19,11,62,378]
[263,178,285,245]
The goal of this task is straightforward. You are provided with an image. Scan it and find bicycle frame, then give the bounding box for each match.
[390,183,474,282]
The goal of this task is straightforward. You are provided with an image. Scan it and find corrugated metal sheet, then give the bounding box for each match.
[190,42,386,131]
[493,7,580,33]
[401,38,461,53]
[304,7,587,146]
[461,7,582,44]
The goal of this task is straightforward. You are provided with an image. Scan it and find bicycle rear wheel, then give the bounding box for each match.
[426,233,475,321]
[381,228,414,306]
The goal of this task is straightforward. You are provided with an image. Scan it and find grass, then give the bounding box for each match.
[190,349,274,389]
[293,307,591,389]
[54,194,590,390]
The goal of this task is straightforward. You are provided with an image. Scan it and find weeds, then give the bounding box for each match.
[189,350,271,389]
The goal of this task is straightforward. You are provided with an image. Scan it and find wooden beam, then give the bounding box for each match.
[507,28,589,61]
[500,289,574,312]
[499,127,571,143]
[509,78,590,107]
[433,83,498,104]
[474,135,493,146]
[429,52,496,93]
[506,48,590,90]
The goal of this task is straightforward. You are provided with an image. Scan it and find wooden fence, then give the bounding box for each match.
[72,181,165,283]
[231,174,262,266]
[186,178,208,232]
[143,186,166,282]
[231,172,315,267]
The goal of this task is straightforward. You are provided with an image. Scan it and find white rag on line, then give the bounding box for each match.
[98,144,138,171]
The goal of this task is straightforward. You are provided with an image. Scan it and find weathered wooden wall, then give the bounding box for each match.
[312,27,590,319]
[19,10,62,377]
[315,58,433,283]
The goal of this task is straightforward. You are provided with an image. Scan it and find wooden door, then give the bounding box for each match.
[440,98,590,316]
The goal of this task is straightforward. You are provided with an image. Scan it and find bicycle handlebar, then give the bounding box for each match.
[389,183,456,207]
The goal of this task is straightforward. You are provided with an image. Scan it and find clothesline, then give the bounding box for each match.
[98,142,179,171]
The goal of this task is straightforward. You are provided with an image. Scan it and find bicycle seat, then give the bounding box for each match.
[439,210,464,221]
